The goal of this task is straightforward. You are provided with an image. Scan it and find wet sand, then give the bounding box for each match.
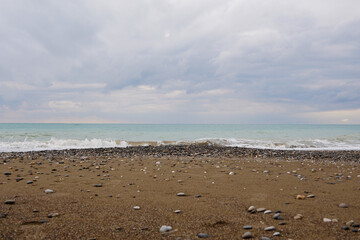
[1,146,360,239]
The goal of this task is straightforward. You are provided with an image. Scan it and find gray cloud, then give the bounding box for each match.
[0,0,359,123]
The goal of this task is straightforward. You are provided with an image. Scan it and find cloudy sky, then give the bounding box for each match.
[0,0,359,124]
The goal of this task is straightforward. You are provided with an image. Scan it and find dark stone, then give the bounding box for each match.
[195,195,202,198]
[39,220,48,223]
[352,224,360,228]
[352,229,359,232]
[16,177,24,182]
[0,213,7,218]
[4,200,15,205]
[93,184,102,187]
[243,225,253,229]
[4,172,11,176]
[197,233,211,238]
[342,226,350,230]
[27,181,33,184]
[278,222,287,225]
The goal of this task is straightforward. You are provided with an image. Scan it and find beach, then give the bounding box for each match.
[1,145,360,239]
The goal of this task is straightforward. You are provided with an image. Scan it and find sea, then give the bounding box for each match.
[0,123,359,152]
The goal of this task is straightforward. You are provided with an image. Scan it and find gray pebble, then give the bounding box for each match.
[352,229,359,232]
[339,203,348,208]
[4,172,11,176]
[243,225,253,229]
[27,181,33,184]
[264,226,275,231]
[273,213,280,219]
[177,192,186,196]
[342,226,350,230]
[273,232,281,236]
[93,184,102,187]
[242,231,253,239]
[261,237,270,240]
[197,233,211,238]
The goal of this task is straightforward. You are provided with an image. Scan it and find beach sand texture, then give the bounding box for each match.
[1,145,360,239]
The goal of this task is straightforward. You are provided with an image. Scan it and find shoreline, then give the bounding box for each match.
[1,145,360,162]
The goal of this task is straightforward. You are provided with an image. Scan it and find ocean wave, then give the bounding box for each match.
[0,137,359,152]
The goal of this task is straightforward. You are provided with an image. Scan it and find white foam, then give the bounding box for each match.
[0,136,359,152]
[0,137,126,152]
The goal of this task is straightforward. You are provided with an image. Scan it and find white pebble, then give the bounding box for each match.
[44,189,54,194]
[160,225,172,232]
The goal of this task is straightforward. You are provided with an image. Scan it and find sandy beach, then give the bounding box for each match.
[1,145,360,239]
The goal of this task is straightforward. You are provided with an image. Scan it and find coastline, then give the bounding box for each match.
[1,145,360,239]
[1,145,360,162]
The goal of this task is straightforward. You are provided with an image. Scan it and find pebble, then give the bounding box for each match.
[339,203,348,208]
[257,208,266,212]
[294,214,303,220]
[0,213,7,218]
[133,206,140,210]
[243,225,253,229]
[260,237,270,240]
[264,226,275,231]
[248,206,255,212]
[197,233,211,238]
[159,225,172,233]
[242,231,253,239]
[352,229,359,232]
[346,220,354,226]
[229,172,235,175]
[44,189,54,194]
[4,172,11,176]
[342,226,350,230]
[353,224,360,227]
[279,222,287,225]
[323,218,332,223]
[195,195,202,198]
[16,177,24,182]
[177,192,186,196]
[306,194,315,198]
[174,210,181,213]
[93,184,103,187]
[264,210,272,214]
[4,200,15,205]
[273,213,280,219]
[296,195,305,200]
[26,181,33,184]
[273,232,281,236]
[47,212,60,218]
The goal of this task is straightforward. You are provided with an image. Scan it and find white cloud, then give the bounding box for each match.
[0,0,359,123]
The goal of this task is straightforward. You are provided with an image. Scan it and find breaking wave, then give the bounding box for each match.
[0,136,359,152]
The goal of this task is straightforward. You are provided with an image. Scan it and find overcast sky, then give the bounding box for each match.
[0,0,359,124]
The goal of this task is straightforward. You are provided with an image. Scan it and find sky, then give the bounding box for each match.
[0,0,359,124]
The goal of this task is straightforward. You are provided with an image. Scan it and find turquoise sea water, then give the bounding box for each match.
[0,124,359,152]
